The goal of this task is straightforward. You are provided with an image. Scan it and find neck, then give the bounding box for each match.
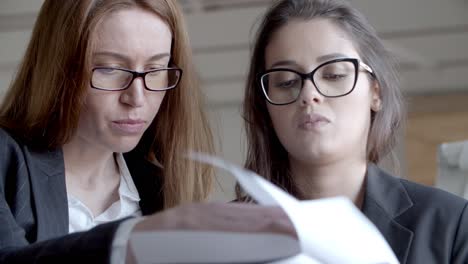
[290,157,367,208]
[63,136,119,189]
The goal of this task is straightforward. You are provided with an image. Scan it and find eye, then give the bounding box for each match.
[147,69,162,76]
[322,73,348,81]
[276,78,300,88]
[95,68,119,75]
[146,63,169,71]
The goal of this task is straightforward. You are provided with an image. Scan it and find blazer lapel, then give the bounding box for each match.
[24,146,163,241]
[362,164,414,264]
[24,147,69,241]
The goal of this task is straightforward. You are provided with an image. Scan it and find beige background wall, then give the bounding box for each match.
[406,94,468,186]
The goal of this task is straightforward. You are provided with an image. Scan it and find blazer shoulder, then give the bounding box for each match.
[368,164,467,219]
[0,127,22,148]
[398,176,468,213]
[399,177,468,262]
[0,128,26,171]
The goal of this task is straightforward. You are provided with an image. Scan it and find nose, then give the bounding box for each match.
[299,79,324,106]
[120,77,145,107]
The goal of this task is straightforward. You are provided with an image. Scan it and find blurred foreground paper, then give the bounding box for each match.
[130,153,399,264]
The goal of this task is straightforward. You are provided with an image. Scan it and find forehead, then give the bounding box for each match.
[92,8,172,56]
[265,18,361,70]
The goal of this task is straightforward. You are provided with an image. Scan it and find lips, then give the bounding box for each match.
[111,119,146,134]
[298,113,330,130]
[114,119,145,125]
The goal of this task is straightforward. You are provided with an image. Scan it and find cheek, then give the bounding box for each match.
[80,92,116,123]
[75,92,121,139]
[333,89,373,136]
[146,91,166,117]
[267,105,295,140]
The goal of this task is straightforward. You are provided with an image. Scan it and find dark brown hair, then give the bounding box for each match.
[239,0,404,197]
[0,0,215,208]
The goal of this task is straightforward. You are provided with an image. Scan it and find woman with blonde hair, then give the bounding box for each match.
[0,0,294,262]
[240,0,468,263]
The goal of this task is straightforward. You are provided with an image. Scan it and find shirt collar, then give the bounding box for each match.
[115,152,140,202]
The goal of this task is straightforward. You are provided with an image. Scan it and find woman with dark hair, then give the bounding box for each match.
[0,0,294,263]
[240,0,468,263]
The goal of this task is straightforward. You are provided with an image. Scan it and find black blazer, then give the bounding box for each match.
[0,128,164,263]
[363,164,468,264]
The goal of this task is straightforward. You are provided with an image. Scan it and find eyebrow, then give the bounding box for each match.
[269,52,349,69]
[270,60,299,68]
[93,51,171,63]
[316,53,348,63]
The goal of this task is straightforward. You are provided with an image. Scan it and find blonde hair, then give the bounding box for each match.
[0,0,214,208]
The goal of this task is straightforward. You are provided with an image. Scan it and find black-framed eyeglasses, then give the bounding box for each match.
[259,58,374,105]
[90,67,183,91]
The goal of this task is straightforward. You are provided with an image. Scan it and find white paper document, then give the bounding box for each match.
[130,153,399,264]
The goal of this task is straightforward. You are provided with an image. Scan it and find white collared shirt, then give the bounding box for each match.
[67,153,142,233]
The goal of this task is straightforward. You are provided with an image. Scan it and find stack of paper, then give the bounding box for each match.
[130,153,399,264]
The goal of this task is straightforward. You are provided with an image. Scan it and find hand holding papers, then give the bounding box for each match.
[130,153,399,263]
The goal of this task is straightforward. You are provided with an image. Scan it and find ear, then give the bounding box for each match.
[370,79,382,112]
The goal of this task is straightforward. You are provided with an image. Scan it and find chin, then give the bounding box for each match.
[109,136,142,153]
[289,144,333,163]
[296,151,325,163]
